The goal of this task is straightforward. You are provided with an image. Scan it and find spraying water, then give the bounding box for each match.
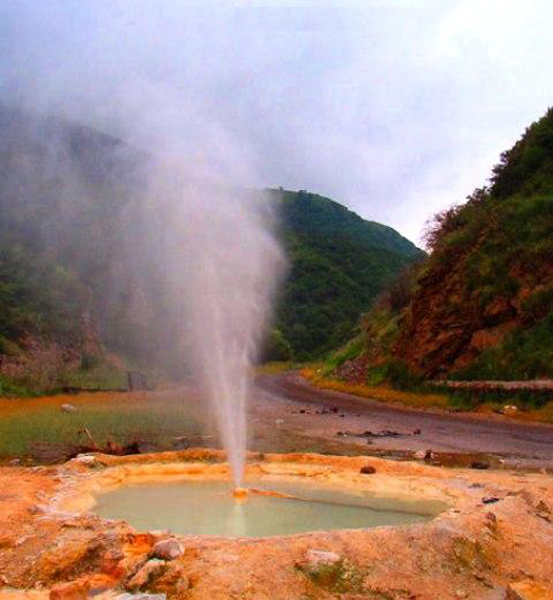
[153,173,285,488]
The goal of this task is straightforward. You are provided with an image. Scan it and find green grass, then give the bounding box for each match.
[0,397,200,459]
[59,362,128,390]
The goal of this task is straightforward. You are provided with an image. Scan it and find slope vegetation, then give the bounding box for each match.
[332,107,553,385]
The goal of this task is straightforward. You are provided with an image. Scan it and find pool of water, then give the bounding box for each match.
[94,480,443,537]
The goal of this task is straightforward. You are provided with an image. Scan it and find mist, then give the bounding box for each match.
[2,1,553,244]
[144,165,285,485]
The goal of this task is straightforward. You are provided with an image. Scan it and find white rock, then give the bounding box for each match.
[275,419,284,425]
[61,403,77,413]
[152,538,185,560]
[73,455,98,467]
[302,549,341,572]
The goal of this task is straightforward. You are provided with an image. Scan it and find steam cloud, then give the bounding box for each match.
[147,165,285,486]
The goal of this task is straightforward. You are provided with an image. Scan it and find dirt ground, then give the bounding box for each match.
[1,450,553,600]
[252,372,553,470]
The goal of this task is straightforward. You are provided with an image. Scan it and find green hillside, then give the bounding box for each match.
[271,189,423,359]
[0,106,422,392]
[329,107,553,385]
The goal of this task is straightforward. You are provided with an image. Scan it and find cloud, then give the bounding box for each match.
[1,0,552,243]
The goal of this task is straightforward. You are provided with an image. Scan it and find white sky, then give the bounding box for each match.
[1,0,552,244]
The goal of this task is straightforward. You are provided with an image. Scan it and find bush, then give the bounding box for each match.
[259,328,293,362]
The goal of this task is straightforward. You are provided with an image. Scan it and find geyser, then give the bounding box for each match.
[153,173,285,489]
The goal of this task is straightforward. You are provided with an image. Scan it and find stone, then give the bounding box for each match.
[148,561,189,597]
[414,450,427,460]
[506,580,553,600]
[61,403,77,413]
[152,538,185,560]
[50,580,89,600]
[73,454,98,467]
[482,497,501,504]
[413,428,422,435]
[299,549,341,573]
[275,419,284,425]
[471,461,490,470]
[127,559,166,590]
[360,465,376,474]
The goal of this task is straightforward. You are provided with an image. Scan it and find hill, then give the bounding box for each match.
[330,107,553,385]
[0,106,422,392]
[269,189,422,359]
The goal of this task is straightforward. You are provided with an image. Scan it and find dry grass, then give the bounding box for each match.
[301,369,553,423]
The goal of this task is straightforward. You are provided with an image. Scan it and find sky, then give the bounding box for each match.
[1,0,552,244]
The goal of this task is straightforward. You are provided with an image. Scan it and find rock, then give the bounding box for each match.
[299,549,341,573]
[506,580,553,599]
[100,548,126,575]
[148,561,189,597]
[414,450,427,460]
[275,419,284,425]
[50,580,90,600]
[413,428,422,435]
[61,403,77,413]
[471,460,490,470]
[127,559,166,590]
[152,538,185,560]
[73,454,99,467]
[28,504,48,515]
[9,458,21,465]
[360,465,376,475]
[482,497,501,504]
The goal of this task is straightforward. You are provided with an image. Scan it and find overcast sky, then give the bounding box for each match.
[1,0,552,244]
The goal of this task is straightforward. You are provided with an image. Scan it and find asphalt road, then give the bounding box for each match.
[255,371,553,468]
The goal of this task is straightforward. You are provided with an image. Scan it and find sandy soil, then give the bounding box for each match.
[252,372,553,469]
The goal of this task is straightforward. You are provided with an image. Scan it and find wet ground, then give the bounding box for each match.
[252,371,553,469]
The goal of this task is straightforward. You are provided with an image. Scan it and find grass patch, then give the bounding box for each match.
[0,391,200,460]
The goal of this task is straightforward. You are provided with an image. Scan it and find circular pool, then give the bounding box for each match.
[94,478,443,537]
